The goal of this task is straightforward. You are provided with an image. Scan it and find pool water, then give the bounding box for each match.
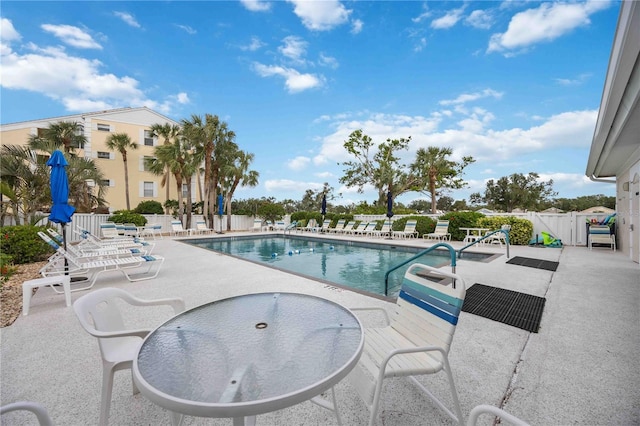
[184,235,455,297]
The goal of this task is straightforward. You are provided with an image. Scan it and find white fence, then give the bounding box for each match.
[8,211,614,246]
[356,212,614,246]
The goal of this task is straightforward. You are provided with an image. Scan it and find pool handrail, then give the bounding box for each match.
[458,229,510,259]
[384,242,458,296]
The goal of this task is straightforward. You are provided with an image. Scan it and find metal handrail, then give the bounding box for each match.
[458,230,510,259]
[384,242,458,296]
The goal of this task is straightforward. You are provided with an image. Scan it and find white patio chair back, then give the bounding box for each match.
[73,287,184,426]
[423,220,451,241]
[349,262,466,425]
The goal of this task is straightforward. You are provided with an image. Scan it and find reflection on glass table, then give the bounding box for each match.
[133,292,364,426]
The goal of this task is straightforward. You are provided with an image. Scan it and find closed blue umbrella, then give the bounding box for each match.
[386,191,393,218]
[217,193,224,234]
[386,191,394,240]
[47,150,75,271]
[321,194,327,216]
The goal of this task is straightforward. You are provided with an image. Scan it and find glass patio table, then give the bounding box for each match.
[133,292,364,426]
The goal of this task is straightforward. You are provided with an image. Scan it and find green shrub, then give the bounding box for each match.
[108,211,147,226]
[439,211,486,241]
[0,225,54,264]
[134,200,164,215]
[477,216,533,245]
[0,252,17,284]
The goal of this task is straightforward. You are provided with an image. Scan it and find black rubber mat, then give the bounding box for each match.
[462,284,546,333]
[506,256,559,272]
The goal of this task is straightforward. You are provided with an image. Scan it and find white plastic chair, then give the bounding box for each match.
[0,401,53,425]
[467,404,530,426]
[348,263,466,425]
[73,287,185,426]
[484,224,511,247]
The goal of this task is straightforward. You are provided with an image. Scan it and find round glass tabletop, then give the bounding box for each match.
[133,292,363,418]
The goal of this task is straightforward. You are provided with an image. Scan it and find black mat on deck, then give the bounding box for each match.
[462,284,546,333]
[506,256,559,272]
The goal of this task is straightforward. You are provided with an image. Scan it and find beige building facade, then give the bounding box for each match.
[1,106,197,212]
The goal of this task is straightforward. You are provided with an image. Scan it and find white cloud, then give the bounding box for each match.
[487,1,611,54]
[1,18,21,43]
[114,11,141,28]
[41,24,102,49]
[0,31,182,115]
[175,24,196,35]
[431,6,466,29]
[466,10,494,29]
[413,37,427,52]
[412,6,431,24]
[439,89,503,106]
[555,73,591,86]
[279,36,308,64]
[240,0,272,12]
[288,156,311,171]
[253,63,324,93]
[318,53,339,69]
[351,19,363,34]
[286,0,351,31]
[264,179,323,192]
[240,36,265,51]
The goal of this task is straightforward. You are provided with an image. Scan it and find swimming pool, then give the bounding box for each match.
[184,235,469,297]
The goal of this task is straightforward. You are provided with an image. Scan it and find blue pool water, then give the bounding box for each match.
[184,235,457,297]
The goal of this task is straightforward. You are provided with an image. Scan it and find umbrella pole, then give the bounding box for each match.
[62,223,69,275]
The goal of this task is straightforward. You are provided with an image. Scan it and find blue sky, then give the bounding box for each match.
[0,1,620,207]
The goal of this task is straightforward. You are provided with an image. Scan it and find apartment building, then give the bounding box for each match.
[1,106,195,212]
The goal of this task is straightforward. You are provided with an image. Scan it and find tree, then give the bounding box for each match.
[220,149,259,230]
[184,114,236,227]
[105,133,138,210]
[340,130,418,205]
[150,123,182,214]
[256,201,286,225]
[146,136,197,225]
[436,195,454,212]
[481,172,557,212]
[28,121,86,154]
[410,147,475,214]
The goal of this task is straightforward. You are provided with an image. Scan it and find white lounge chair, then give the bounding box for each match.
[170,220,191,236]
[73,288,185,426]
[348,263,466,425]
[423,220,451,241]
[338,220,357,234]
[313,219,331,233]
[39,236,165,292]
[345,221,367,235]
[194,220,214,235]
[392,219,418,239]
[75,227,154,253]
[369,222,392,238]
[327,219,346,233]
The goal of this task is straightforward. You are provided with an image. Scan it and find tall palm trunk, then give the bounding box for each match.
[123,156,131,210]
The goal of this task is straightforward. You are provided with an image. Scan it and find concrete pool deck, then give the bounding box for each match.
[1,231,638,425]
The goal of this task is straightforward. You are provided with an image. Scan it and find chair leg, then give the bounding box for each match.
[100,365,115,426]
[130,369,139,395]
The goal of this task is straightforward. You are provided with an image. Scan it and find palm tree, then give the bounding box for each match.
[220,149,259,230]
[105,133,138,210]
[28,121,86,154]
[183,114,235,228]
[146,137,197,225]
[150,123,182,214]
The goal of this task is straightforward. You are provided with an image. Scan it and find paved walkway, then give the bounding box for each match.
[1,232,638,425]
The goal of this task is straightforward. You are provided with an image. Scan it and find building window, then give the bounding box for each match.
[144,130,154,146]
[97,151,110,159]
[100,179,111,186]
[143,156,155,172]
[144,182,154,197]
[97,123,110,132]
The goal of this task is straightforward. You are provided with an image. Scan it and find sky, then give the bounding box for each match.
[0,0,621,207]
